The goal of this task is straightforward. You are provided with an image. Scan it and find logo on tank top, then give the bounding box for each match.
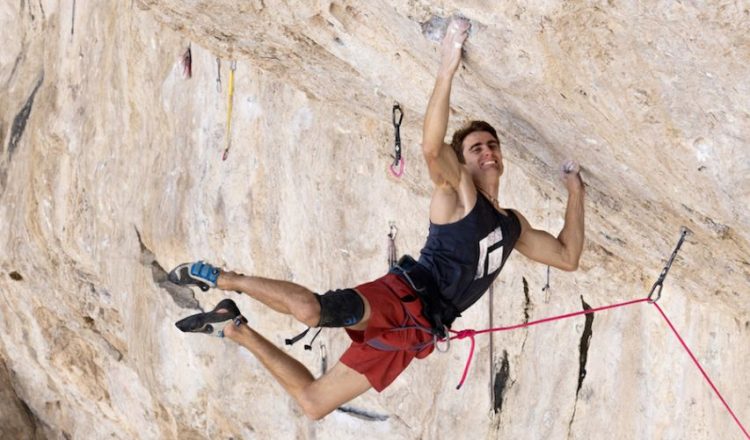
[475,226,504,279]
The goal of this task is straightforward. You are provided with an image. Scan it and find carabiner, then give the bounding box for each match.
[647,282,664,303]
[434,331,451,353]
[392,103,403,127]
[388,222,398,241]
[389,155,405,177]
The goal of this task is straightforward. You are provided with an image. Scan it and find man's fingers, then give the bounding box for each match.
[446,18,471,42]
[561,160,580,175]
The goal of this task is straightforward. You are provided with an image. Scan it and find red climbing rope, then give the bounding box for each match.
[448,296,749,439]
[651,301,749,439]
[449,297,650,389]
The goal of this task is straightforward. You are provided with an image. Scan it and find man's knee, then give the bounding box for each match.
[315,289,365,327]
[291,292,322,327]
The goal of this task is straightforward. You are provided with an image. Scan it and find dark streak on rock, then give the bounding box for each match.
[7,72,44,159]
[135,227,201,310]
[576,296,594,394]
[71,0,76,35]
[492,349,510,414]
[336,405,389,422]
[602,233,626,246]
[567,402,578,439]
[6,53,23,89]
[0,119,5,155]
[567,296,594,438]
[522,277,531,323]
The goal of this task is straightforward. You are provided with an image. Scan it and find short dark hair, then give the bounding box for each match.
[450,120,500,163]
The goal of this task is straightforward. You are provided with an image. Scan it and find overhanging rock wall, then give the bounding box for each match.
[1,1,748,439]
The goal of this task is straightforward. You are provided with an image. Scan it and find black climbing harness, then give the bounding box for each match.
[390,255,460,342]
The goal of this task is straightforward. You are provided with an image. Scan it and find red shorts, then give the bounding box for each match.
[340,273,435,392]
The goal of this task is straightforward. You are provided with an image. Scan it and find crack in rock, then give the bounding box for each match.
[520,277,532,351]
[568,296,594,437]
[576,296,594,394]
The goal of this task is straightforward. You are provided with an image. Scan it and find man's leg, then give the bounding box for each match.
[222,320,371,420]
[217,271,370,331]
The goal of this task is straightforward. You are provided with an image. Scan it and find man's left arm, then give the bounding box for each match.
[513,160,585,271]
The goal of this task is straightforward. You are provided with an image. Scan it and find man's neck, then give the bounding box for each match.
[475,177,501,204]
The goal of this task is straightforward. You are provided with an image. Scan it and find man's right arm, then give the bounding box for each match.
[422,18,470,189]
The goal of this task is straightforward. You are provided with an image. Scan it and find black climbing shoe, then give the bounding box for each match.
[168,261,220,292]
[175,299,247,338]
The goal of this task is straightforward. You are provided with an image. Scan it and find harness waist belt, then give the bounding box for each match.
[390,255,460,338]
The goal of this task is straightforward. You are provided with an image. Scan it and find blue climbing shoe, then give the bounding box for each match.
[175,298,247,338]
[168,261,220,292]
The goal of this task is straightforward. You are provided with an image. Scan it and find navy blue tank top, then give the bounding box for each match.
[418,193,522,313]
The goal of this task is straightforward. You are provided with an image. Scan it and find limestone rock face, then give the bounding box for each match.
[1,1,748,439]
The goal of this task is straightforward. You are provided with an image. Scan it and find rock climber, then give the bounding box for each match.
[169,17,585,420]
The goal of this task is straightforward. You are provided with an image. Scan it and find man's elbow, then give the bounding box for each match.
[556,254,580,272]
[556,240,582,271]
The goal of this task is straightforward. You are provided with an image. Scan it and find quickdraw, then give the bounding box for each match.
[647,227,691,302]
[389,103,405,177]
[222,60,237,161]
[387,222,398,269]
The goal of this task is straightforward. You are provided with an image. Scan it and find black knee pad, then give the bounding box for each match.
[315,289,365,327]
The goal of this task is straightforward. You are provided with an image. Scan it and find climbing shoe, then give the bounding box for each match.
[175,299,247,338]
[168,261,220,292]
